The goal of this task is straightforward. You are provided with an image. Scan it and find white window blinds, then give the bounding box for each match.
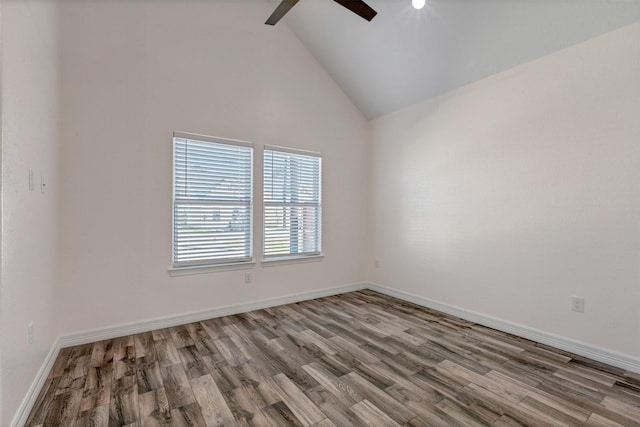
[173,133,253,267]
[263,147,321,259]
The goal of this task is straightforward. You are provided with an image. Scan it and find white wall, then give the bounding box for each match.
[1,0,60,424]
[369,22,640,358]
[57,1,368,335]
[6,0,637,420]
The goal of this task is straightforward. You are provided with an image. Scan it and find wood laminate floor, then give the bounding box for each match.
[26,290,640,426]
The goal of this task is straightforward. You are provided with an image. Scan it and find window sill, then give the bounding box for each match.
[169,261,255,277]
[261,254,324,267]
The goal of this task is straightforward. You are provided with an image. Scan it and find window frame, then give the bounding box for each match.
[171,132,254,271]
[262,145,322,262]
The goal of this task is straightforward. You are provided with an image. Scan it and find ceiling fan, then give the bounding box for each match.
[265,0,377,25]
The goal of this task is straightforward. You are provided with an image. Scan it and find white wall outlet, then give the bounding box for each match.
[28,323,34,344]
[571,296,585,313]
[29,169,34,191]
[375,259,380,268]
[40,176,46,194]
[244,271,252,284]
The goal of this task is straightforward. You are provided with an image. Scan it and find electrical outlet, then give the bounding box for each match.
[571,296,585,313]
[40,176,46,194]
[375,260,380,268]
[244,271,252,284]
[28,323,34,344]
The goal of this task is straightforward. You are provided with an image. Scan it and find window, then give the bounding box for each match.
[263,146,321,259]
[173,132,253,267]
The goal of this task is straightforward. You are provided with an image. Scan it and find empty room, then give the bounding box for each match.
[1,0,639,425]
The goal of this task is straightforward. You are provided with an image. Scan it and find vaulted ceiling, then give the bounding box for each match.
[267,0,640,119]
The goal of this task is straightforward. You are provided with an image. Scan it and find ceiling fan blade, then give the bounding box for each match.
[265,0,300,25]
[332,0,377,21]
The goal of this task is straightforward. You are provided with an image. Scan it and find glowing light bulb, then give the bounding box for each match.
[412,0,425,9]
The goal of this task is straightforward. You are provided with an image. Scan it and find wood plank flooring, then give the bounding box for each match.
[26,290,640,426]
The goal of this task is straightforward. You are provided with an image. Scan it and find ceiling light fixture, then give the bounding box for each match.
[412,0,425,9]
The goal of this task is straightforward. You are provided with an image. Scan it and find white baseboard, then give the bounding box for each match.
[59,282,368,348]
[11,282,367,426]
[11,339,61,427]
[367,282,640,374]
[12,280,640,426]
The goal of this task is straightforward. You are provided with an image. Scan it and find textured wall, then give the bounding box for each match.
[369,22,640,358]
[57,1,368,334]
[1,0,60,423]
